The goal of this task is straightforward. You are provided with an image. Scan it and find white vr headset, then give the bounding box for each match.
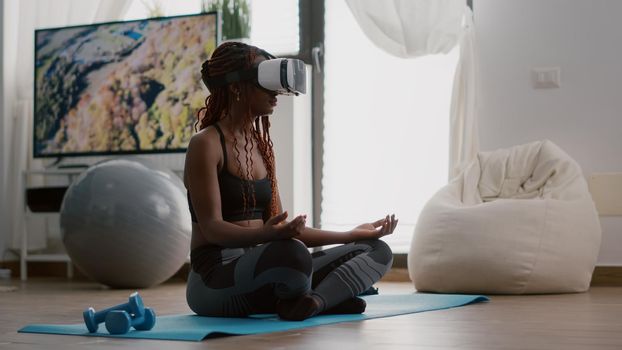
[204,53,307,96]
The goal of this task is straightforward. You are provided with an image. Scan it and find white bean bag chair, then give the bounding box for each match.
[408,140,601,294]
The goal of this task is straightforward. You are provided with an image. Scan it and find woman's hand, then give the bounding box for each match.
[264,211,307,240]
[349,214,398,241]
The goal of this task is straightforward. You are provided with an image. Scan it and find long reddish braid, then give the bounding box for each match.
[195,42,279,220]
[253,115,278,218]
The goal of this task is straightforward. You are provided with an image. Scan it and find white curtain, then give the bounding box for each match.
[323,0,458,253]
[448,10,478,179]
[4,0,132,251]
[345,0,478,179]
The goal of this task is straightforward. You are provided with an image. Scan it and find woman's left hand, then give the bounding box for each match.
[349,214,398,241]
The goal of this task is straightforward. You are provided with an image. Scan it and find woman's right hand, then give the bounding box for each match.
[264,211,307,240]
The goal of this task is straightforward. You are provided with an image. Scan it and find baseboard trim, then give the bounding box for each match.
[590,266,622,286]
[380,268,410,282]
[2,261,620,286]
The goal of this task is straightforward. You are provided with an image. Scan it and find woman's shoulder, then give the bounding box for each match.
[188,126,221,151]
[186,127,226,173]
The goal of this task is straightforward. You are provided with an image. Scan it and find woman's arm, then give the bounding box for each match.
[297,216,397,247]
[272,189,397,248]
[295,226,352,247]
[199,213,304,248]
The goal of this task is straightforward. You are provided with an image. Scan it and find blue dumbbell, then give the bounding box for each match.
[105,307,156,334]
[83,292,145,333]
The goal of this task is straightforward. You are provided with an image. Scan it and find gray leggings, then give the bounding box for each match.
[186,239,393,317]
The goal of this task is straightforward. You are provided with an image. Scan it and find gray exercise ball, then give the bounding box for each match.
[61,158,191,288]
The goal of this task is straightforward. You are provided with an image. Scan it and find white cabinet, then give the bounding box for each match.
[20,169,84,281]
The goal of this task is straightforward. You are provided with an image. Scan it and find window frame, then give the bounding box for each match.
[281,0,325,229]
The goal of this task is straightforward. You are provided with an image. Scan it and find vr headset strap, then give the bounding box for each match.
[204,67,258,88]
[280,60,289,93]
[204,49,276,89]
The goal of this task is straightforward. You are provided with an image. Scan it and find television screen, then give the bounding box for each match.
[33,12,219,158]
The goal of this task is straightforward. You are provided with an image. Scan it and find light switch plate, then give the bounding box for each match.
[531,67,561,89]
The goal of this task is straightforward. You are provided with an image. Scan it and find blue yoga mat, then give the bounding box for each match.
[19,293,488,342]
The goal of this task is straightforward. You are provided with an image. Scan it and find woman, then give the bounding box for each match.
[184,42,397,321]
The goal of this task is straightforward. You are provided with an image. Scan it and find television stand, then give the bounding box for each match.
[57,164,89,169]
[19,169,84,281]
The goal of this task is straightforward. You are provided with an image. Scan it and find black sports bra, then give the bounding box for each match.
[188,124,272,223]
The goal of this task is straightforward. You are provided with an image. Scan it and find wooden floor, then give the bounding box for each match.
[0,278,621,350]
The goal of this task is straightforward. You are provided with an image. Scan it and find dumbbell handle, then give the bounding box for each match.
[84,292,145,333]
[95,293,144,321]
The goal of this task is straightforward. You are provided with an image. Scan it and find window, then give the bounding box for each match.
[321,0,459,253]
[124,0,299,55]
[250,0,299,55]
[124,0,200,20]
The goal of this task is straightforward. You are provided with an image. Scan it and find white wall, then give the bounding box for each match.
[475,0,622,265]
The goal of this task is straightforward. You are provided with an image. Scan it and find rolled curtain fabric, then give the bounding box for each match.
[345,0,465,58]
[448,8,478,179]
[345,0,478,181]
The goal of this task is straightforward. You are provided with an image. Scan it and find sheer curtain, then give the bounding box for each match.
[4,0,132,252]
[322,0,473,252]
[344,0,478,180]
[448,8,478,179]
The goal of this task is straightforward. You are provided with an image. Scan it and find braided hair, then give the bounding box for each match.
[196,42,279,220]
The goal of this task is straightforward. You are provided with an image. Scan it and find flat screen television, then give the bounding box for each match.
[33,12,219,158]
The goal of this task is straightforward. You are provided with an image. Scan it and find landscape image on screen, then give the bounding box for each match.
[34,13,217,157]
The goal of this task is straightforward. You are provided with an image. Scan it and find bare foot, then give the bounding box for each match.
[320,296,366,315]
[276,294,323,321]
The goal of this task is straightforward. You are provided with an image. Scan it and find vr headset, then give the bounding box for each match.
[204,50,307,96]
